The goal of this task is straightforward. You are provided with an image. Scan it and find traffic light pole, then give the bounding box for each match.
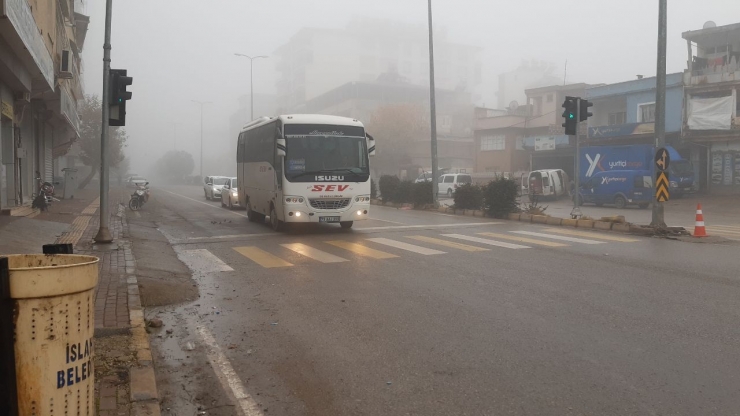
[571,98,582,218]
[94,0,114,244]
[651,0,667,228]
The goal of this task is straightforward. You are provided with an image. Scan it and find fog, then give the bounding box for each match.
[79,0,738,179]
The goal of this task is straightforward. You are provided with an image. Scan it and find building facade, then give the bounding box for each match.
[0,0,87,210]
[274,18,482,112]
[681,22,740,193]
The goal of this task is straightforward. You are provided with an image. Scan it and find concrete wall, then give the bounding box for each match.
[474,131,528,173]
[625,86,683,131]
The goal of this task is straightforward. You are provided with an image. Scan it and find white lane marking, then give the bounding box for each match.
[281,243,349,263]
[442,234,530,249]
[181,249,234,272]
[355,222,502,232]
[163,190,248,218]
[197,326,263,416]
[181,233,276,241]
[368,217,406,225]
[511,231,605,245]
[366,238,446,255]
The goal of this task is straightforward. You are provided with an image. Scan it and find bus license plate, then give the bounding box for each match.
[319,216,341,223]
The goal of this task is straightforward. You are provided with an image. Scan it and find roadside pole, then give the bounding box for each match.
[427,0,439,204]
[94,0,114,243]
[651,0,668,228]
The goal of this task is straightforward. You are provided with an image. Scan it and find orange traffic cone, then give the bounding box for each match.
[693,203,708,237]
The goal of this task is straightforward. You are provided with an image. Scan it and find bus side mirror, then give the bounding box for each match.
[366,133,376,157]
[276,138,286,157]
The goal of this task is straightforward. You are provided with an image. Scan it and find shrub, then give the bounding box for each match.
[483,177,519,218]
[410,181,433,207]
[395,180,413,203]
[453,183,484,210]
[370,178,377,199]
[378,175,400,202]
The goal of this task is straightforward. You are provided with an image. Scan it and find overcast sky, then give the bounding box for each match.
[79,0,738,175]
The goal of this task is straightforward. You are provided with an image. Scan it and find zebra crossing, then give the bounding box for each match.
[681,224,740,241]
[181,228,642,270]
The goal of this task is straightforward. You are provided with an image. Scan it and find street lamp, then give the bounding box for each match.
[192,100,211,179]
[427,0,439,204]
[234,54,268,121]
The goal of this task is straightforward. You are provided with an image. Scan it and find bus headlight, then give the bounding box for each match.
[354,195,370,203]
[285,196,305,204]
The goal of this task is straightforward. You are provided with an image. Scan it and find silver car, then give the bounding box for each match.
[220,177,240,209]
[204,176,229,200]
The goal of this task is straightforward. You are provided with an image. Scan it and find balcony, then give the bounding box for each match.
[686,55,740,87]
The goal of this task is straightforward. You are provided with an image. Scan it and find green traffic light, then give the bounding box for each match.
[568,113,575,119]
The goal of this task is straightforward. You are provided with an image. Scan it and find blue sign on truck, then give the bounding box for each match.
[579,145,695,195]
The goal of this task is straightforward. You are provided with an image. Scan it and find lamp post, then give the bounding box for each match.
[427,0,439,204]
[234,54,268,121]
[191,100,211,179]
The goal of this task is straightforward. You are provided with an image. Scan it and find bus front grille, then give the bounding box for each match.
[309,198,351,210]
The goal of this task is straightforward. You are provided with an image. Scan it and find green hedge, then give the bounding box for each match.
[410,181,433,207]
[370,178,377,199]
[378,175,400,202]
[453,183,484,210]
[378,175,433,206]
[483,177,519,218]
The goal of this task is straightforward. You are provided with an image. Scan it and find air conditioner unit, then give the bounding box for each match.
[59,50,73,79]
[14,91,30,104]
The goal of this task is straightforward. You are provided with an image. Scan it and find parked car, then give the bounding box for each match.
[220,177,240,209]
[127,176,148,188]
[437,173,472,198]
[574,170,652,209]
[204,176,230,200]
[522,169,569,200]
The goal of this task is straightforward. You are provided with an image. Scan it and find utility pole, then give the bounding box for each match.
[94,0,114,244]
[651,0,667,228]
[427,0,439,204]
[234,54,268,121]
[192,101,211,179]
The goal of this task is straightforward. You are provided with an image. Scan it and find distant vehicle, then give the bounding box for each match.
[236,114,375,231]
[127,176,148,188]
[437,173,472,198]
[522,169,569,199]
[415,172,433,183]
[220,177,240,209]
[129,182,150,211]
[574,170,652,209]
[204,176,229,200]
[579,145,694,196]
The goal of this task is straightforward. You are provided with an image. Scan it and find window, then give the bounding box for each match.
[634,175,653,189]
[546,94,553,103]
[458,175,472,184]
[443,176,454,183]
[608,112,626,126]
[480,136,505,151]
[638,103,656,123]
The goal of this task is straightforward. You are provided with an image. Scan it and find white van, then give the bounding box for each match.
[521,169,569,199]
[438,173,472,197]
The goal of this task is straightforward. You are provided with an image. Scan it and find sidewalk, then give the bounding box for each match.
[61,187,161,416]
[0,187,160,415]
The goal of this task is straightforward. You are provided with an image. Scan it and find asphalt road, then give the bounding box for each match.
[131,185,740,416]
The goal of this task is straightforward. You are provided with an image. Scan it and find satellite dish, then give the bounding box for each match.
[509,100,519,111]
[703,21,717,29]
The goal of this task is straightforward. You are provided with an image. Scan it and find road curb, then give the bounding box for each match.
[121,209,162,414]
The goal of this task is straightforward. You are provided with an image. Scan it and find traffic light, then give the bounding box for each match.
[562,96,578,135]
[109,69,132,126]
[579,99,593,122]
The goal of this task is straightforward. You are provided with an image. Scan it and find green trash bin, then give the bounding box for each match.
[6,254,99,415]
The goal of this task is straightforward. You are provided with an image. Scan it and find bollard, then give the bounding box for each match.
[5,253,99,415]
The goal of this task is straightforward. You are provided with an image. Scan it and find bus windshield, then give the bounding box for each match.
[284,135,369,182]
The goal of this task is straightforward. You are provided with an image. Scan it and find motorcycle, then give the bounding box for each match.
[129,182,150,211]
[33,175,55,210]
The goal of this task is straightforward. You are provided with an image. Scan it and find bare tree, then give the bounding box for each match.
[77,95,128,189]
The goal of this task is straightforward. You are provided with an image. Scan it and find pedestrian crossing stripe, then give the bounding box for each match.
[406,235,490,252]
[542,228,640,242]
[477,232,568,247]
[233,246,294,268]
[441,234,530,249]
[366,238,446,255]
[511,231,605,245]
[325,241,398,259]
[281,243,348,263]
